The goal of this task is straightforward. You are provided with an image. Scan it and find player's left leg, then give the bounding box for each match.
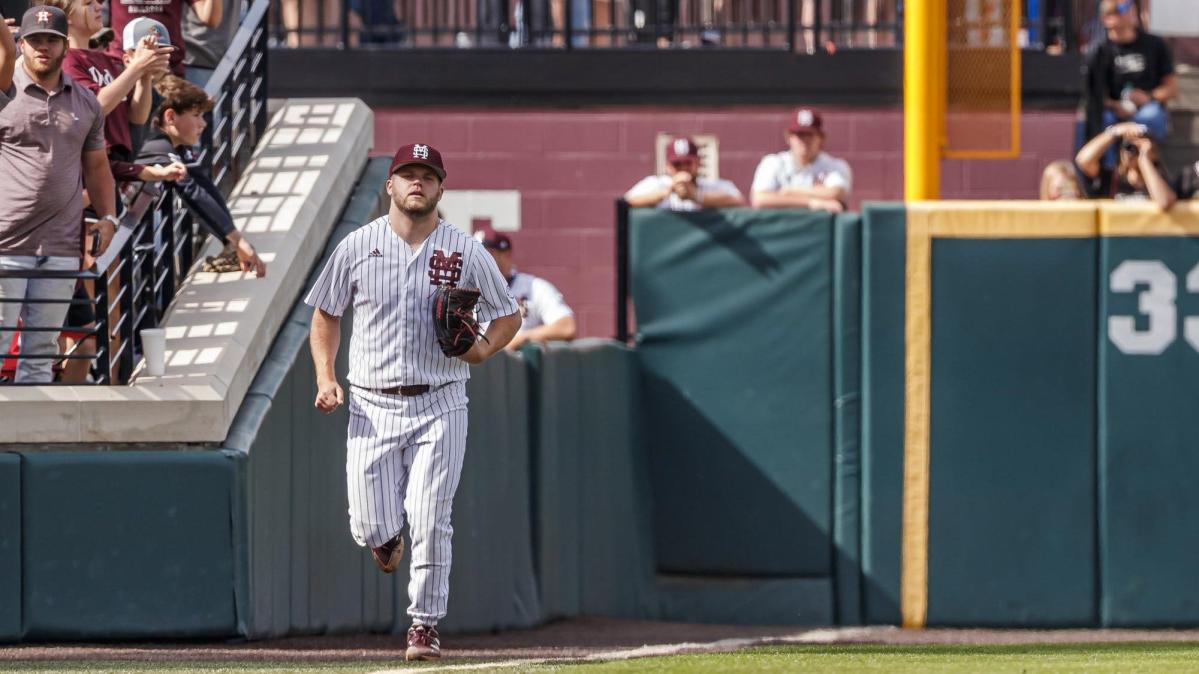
[401,389,469,660]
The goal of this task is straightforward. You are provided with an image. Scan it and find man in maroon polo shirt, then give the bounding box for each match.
[107,0,221,77]
[0,6,117,382]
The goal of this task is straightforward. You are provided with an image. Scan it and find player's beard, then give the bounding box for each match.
[398,190,441,217]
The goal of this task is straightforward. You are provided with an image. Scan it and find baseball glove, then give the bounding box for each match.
[431,285,488,358]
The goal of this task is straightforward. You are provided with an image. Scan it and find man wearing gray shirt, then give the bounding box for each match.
[0,6,117,382]
[182,0,240,87]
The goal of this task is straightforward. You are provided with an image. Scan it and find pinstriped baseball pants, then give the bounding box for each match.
[346,382,469,625]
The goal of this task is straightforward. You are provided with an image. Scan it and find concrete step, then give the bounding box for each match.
[1169,109,1199,144]
[1174,64,1199,112]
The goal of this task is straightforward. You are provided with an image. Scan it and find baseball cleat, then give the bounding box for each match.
[370,533,404,573]
[405,624,441,661]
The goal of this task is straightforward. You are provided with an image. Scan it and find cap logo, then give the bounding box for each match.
[673,139,690,156]
[37,10,52,23]
[413,144,430,160]
[797,110,814,127]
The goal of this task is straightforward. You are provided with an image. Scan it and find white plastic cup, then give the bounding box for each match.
[141,328,166,376]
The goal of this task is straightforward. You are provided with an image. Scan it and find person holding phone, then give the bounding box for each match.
[106,0,220,77]
[48,5,182,186]
[1075,121,1177,210]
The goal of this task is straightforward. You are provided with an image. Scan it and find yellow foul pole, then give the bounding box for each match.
[904,0,944,200]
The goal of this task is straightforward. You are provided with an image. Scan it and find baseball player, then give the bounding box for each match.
[624,136,744,211]
[305,142,521,661]
[474,228,576,351]
[750,108,852,213]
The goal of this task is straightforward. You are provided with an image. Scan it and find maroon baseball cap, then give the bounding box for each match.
[473,227,512,252]
[788,108,824,134]
[666,137,700,163]
[389,143,446,180]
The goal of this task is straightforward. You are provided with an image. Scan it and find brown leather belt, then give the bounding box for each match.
[363,384,430,396]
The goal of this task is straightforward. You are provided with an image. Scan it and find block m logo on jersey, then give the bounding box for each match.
[428,250,463,287]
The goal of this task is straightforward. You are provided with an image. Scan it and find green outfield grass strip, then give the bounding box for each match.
[6,642,1199,673]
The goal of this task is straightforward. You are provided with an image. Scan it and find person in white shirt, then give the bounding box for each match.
[751,108,852,213]
[476,228,577,351]
[624,136,745,211]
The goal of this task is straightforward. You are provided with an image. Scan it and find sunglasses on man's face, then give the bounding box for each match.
[1104,1,1133,16]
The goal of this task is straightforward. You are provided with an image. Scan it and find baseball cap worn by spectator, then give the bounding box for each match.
[19,5,69,40]
[666,137,700,164]
[122,17,172,47]
[474,228,511,252]
[391,143,446,180]
[789,108,823,135]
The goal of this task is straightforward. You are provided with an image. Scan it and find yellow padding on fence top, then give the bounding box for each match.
[909,201,1098,238]
[1099,201,1199,237]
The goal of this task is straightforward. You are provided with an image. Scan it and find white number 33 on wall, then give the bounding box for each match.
[1108,260,1199,355]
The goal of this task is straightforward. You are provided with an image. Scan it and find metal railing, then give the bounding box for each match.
[0,0,270,385]
[268,0,1095,53]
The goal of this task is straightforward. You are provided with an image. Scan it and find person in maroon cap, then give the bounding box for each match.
[305,142,520,663]
[625,136,744,211]
[751,108,853,213]
[474,227,576,351]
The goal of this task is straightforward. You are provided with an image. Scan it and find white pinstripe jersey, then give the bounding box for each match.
[305,217,518,389]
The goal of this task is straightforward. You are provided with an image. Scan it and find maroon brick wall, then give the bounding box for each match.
[374,106,1075,338]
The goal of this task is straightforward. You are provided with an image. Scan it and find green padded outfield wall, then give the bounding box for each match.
[832,214,863,626]
[860,202,1102,627]
[630,208,835,577]
[859,204,905,625]
[0,453,18,641]
[22,452,238,639]
[532,340,656,621]
[927,237,1097,625]
[1097,209,1199,626]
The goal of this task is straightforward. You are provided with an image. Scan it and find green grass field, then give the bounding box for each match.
[6,643,1199,673]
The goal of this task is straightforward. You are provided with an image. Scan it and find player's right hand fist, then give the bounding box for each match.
[315,379,344,413]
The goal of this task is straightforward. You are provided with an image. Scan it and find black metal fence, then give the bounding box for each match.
[0,0,270,385]
[269,0,1097,53]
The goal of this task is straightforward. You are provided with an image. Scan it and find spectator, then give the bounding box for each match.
[624,137,744,211]
[630,0,677,47]
[181,0,240,86]
[1075,121,1177,209]
[1172,160,1199,200]
[1,8,14,93]
[1088,0,1175,143]
[1040,160,1084,200]
[138,75,266,276]
[475,228,576,351]
[750,108,852,213]
[0,6,117,383]
[52,1,179,185]
[107,0,221,77]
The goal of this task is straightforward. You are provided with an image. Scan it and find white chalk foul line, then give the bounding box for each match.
[368,627,896,673]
